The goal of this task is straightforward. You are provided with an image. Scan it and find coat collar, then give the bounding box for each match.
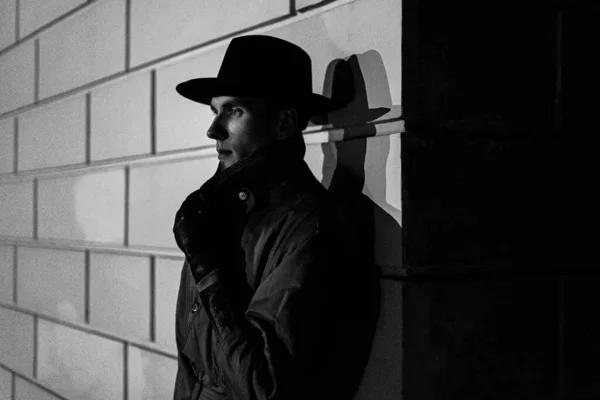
[202,135,311,214]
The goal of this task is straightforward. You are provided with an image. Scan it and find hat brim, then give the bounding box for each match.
[175,78,341,116]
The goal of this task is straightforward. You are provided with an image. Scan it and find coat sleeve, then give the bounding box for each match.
[194,228,335,400]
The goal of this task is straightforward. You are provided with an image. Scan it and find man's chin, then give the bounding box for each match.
[218,158,236,171]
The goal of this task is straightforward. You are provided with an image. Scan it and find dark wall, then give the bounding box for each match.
[399,0,600,399]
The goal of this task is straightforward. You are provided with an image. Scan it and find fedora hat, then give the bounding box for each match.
[176,35,342,116]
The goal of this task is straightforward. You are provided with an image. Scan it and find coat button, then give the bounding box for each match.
[238,191,248,201]
[191,302,199,313]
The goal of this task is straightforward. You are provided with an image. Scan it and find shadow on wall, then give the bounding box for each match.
[310,51,403,400]
[316,50,402,269]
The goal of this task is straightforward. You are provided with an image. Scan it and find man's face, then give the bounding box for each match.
[208,96,275,170]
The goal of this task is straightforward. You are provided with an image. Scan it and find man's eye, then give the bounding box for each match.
[229,108,242,116]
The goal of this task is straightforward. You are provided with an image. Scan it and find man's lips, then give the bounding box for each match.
[217,149,232,160]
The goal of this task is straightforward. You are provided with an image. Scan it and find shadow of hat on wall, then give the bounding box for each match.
[311,54,390,128]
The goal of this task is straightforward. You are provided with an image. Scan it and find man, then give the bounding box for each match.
[172,35,379,400]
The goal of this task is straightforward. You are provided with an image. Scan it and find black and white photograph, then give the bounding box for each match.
[0,0,598,399]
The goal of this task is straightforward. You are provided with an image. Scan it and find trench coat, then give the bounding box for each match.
[173,135,379,400]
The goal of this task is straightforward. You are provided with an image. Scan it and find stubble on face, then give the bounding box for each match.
[209,96,276,170]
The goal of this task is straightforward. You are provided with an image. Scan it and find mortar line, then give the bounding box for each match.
[14,0,19,40]
[84,249,91,324]
[0,2,354,120]
[13,118,18,173]
[2,362,69,400]
[0,121,402,185]
[150,70,157,155]
[0,237,185,259]
[0,0,352,61]
[34,39,40,103]
[124,166,130,246]
[123,343,129,400]
[12,245,18,304]
[125,0,131,72]
[32,316,38,378]
[149,256,156,342]
[0,0,360,119]
[0,0,96,58]
[0,302,178,360]
[85,93,92,164]
[32,178,38,239]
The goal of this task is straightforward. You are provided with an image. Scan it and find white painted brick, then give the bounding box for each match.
[155,0,401,152]
[0,42,35,114]
[89,253,150,340]
[0,308,34,376]
[17,247,85,322]
[0,181,33,238]
[91,72,151,161]
[155,47,225,153]
[0,0,16,50]
[15,377,61,400]
[19,0,86,38]
[38,0,125,99]
[155,257,181,353]
[272,0,401,109]
[38,169,125,243]
[269,0,401,111]
[0,118,13,174]
[0,367,11,400]
[37,320,123,400]
[0,246,14,304]
[18,95,86,171]
[129,158,215,248]
[128,346,177,400]
[130,0,289,67]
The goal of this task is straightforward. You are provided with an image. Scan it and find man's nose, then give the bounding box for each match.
[206,115,227,140]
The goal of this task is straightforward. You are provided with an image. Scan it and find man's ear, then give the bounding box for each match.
[274,108,299,140]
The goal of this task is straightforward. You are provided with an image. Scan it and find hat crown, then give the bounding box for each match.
[175,35,339,116]
[216,35,313,100]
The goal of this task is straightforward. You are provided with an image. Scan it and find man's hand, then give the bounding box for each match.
[173,185,244,282]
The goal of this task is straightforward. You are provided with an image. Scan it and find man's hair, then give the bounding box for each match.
[263,98,310,134]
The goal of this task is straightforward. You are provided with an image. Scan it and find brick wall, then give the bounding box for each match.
[0,0,403,399]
